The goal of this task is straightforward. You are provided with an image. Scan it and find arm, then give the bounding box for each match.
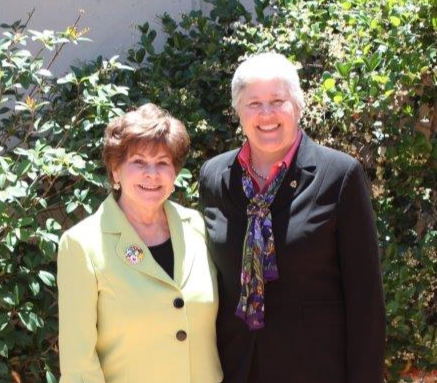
[198,161,207,216]
[57,232,106,383]
[336,160,386,383]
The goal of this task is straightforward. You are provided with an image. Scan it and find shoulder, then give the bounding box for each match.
[166,201,205,236]
[200,149,239,177]
[315,142,357,170]
[59,202,104,250]
[307,139,369,199]
[199,149,240,196]
[304,136,360,178]
[57,208,104,273]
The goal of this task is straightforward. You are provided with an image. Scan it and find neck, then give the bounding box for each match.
[118,197,166,226]
[118,197,170,246]
[250,148,286,176]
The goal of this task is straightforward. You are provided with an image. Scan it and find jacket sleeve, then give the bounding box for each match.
[198,161,208,216]
[336,160,386,383]
[57,232,106,383]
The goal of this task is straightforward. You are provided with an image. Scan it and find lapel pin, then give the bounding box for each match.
[125,245,144,265]
[290,180,298,189]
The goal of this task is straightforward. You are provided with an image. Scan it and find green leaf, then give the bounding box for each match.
[37,69,53,77]
[372,74,389,84]
[66,201,79,213]
[365,52,383,71]
[323,78,336,91]
[335,62,352,77]
[14,147,30,156]
[178,168,192,179]
[0,313,10,331]
[0,157,11,171]
[16,159,32,177]
[135,48,145,63]
[38,270,56,287]
[38,120,60,134]
[29,280,41,296]
[333,94,343,103]
[17,216,34,227]
[390,16,401,27]
[18,311,44,332]
[0,174,6,189]
[6,183,28,198]
[46,218,61,231]
[57,73,78,85]
[0,341,8,358]
[46,371,57,383]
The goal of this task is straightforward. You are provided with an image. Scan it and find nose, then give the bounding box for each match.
[259,103,274,115]
[142,164,158,176]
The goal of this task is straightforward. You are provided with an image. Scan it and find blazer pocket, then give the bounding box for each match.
[302,302,346,326]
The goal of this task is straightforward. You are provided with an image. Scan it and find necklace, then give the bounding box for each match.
[249,157,269,180]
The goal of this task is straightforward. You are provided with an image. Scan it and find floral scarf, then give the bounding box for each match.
[235,163,288,330]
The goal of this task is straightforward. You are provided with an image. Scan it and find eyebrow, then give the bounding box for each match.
[131,153,171,159]
[246,92,286,100]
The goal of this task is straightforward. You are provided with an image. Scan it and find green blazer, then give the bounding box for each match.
[57,195,223,383]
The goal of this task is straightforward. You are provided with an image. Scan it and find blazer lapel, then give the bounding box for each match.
[221,149,249,212]
[100,195,180,287]
[163,201,195,289]
[271,132,317,214]
[115,229,174,286]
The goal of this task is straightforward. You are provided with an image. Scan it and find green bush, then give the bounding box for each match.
[0,0,436,381]
[0,13,134,382]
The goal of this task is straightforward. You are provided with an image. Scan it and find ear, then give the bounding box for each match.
[112,167,120,184]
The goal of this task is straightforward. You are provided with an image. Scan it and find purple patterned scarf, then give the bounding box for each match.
[235,163,288,330]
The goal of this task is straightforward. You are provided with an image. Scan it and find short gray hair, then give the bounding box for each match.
[231,52,305,119]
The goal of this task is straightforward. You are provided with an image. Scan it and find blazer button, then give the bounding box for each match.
[176,330,187,341]
[173,298,184,309]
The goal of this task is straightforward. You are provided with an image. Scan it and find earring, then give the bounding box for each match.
[113,182,121,191]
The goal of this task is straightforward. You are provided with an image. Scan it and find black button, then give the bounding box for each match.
[176,330,187,341]
[173,298,184,309]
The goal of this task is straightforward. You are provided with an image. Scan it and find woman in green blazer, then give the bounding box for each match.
[57,103,223,383]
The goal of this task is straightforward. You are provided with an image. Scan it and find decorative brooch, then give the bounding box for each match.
[125,245,144,265]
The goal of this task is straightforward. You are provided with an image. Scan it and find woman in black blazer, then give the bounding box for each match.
[199,52,385,383]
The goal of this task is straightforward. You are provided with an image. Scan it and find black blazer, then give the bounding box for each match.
[199,132,385,383]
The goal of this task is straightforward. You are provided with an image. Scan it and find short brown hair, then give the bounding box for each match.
[102,103,190,186]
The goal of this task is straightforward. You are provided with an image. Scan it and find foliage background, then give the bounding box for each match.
[0,0,436,382]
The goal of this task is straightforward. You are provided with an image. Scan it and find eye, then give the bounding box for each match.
[272,99,284,106]
[248,101,261,108]
[157,157,172,166]
[133,158,145,165]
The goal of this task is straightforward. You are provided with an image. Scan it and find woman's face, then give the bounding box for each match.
[112,144,176,213]
[237,78,299,161]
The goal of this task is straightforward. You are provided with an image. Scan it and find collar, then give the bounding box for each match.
[97,194,195,289]
[99,194,192,234]
[237,129,303,191]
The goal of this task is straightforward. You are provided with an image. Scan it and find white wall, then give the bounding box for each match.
[1,0,253,74]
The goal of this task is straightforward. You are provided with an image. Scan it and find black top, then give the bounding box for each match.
[149,238,174,279]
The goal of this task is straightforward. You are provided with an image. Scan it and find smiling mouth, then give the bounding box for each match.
[258,124,280,131]
[138,184,160,191]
